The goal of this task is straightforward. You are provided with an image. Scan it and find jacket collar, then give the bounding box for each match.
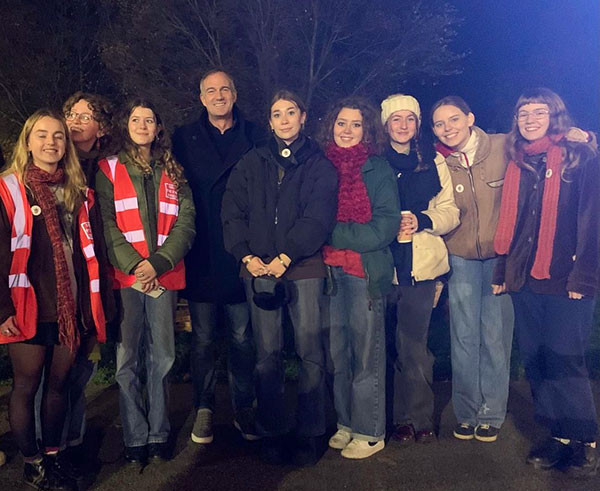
[444,126,491,169]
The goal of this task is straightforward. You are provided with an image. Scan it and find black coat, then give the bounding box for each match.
[172,107,265,303]
[221,136,338,279]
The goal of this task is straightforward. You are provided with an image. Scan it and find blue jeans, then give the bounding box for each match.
[511,287,597,441]
[324,267,386,441]
[115,288,177,447]
[244,277,326,437]
[188,301,254,414]
[448,255,514,428]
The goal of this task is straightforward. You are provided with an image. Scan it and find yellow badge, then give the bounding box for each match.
[455,184,464,193]
[545,169,553,179]
[281,148,291,158]
[31,205,42,216]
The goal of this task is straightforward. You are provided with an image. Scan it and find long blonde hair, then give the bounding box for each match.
[2,109,86,212]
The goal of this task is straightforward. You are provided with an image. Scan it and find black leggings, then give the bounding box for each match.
[9,343,75,457]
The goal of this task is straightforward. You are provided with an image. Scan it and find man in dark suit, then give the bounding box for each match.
[172,69,265,444]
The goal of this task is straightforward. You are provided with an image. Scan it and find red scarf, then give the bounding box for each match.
[494,134,564,280]
[325,142,372,223]
[323,142,373,277]
[26,165,79,352]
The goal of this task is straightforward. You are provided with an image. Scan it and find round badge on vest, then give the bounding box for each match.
[281,148,291,158]
[455,184,464,193]
[545,169,553,179]
[31,205,41,216]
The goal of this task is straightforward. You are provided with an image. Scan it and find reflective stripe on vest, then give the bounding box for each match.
[0,175,106,344]
[98,156,185,290]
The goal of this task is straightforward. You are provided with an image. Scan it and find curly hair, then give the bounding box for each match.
[118,98,186,189]
[2,109,86,212]
[318,97,385,153]
[63,91,115,155]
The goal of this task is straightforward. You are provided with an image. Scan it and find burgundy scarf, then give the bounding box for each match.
[325,142,373,223]
[494,134,564,280]
[26,165,79,352]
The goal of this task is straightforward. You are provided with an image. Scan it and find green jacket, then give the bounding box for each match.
[329,155,400,298]
[95,151,196,278]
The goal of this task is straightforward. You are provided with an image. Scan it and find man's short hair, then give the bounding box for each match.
[199,68,236,94]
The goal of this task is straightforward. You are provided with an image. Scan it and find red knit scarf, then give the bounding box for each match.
[325,142,372,223]
[493,134,565,280]
[26,165,79,352]
[323,142,373,278]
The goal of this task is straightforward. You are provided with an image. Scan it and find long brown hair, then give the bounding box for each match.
[119,98,186,188]
[2,109,86,212]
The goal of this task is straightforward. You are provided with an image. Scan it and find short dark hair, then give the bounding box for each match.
[199,68,236,94]
[318,96,385,153]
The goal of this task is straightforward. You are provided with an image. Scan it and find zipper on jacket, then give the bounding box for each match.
[464,156,482,258]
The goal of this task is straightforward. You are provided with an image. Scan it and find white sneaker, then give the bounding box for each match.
[341,439,384,459]
[328,429,352,449]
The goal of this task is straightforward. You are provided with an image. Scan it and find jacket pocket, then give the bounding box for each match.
[486,178,504,188]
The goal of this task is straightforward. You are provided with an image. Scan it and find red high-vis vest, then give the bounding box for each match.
[98,156,185,290]
[0,173,106,344]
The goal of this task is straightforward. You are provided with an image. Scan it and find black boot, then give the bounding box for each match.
[23,456,76,490]
[566,442,599,479]
[526,438,573,470]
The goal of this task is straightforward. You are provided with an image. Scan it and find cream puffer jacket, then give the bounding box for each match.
[410,154,460,281]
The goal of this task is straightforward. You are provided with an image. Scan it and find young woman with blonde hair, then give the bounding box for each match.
[0,109,107,489]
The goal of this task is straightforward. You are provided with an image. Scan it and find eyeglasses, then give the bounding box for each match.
[64,111,94,124]
[515,109,550,122]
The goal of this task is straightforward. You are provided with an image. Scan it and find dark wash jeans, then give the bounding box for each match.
[188,300,255,414]
[511,286,598,441]
[244,277,326,438]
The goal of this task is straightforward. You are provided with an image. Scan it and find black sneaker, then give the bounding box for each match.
[474,424,499,442]
[565,442,599,478]
[24,457,76,490]
[527,438,573,470]
[453,423,475,440]
[124,445,148,465]
[234,408,261,441]
[148,442,170,462]
[191,408,213,444]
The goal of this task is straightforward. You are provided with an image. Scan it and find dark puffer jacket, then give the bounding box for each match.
[222,136,338,280]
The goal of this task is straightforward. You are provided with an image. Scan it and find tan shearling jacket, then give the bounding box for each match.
[441,127,507,259]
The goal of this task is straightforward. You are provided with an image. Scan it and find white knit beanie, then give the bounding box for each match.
[380,94,421,126]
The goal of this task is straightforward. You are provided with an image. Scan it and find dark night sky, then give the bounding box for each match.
[408,0,599,134]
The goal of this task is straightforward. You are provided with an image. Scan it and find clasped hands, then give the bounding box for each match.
[134,259,161,293]
[243,254,291,278]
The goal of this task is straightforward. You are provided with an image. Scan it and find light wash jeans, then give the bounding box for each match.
[115,288,177,447]
[244,277,326,437]
[188,301,255,414]
[448,255,514,428]
[324,267,386,441]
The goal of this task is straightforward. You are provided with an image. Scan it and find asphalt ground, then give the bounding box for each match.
[0,380,598,490]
